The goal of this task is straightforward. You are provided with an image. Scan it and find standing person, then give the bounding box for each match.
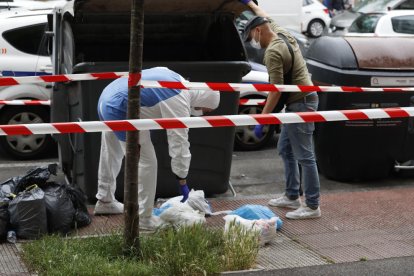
[344,0,355,10]
[332,0,345,13]
[240,0,321,219]
[323,0,333,10]
[322,0,334,17]
[94,67,220,231]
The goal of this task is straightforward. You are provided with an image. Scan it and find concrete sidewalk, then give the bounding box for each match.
[2,185,414,275]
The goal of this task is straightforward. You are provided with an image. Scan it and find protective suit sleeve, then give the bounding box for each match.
[159,98,191,179]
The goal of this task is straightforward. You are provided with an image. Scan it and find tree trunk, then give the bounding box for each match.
[124,0,144,250]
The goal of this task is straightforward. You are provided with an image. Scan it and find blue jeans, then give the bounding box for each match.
[277,94,320,208]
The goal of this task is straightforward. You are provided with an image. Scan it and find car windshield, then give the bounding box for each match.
[352,0,395,13]
[348,13,383,32]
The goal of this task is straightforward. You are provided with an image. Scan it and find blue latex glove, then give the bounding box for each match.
[254,125,264,139]
[180,184,190,203]
[239,0,252,4]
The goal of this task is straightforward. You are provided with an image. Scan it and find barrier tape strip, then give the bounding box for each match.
[239,99,266,106]
[0,72,128,86]
[0,107,413,136]
[1,72,414,93]
[0,100,50,106]
[0,99,263,106]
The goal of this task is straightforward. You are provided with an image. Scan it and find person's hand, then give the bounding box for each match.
[179,183,190,203]
[254,125,264,139]
[239,0,252,5]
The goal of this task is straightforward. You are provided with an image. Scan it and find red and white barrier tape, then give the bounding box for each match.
[239,99,266,106]
[1,99,256,106]
[0,72,128,86]
[0,100,50,106]
[0,107,413,136]
[1,72,414,93]
[0,99,259,106]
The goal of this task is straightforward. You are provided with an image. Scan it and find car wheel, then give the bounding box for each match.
[307,19,325,38]
[0,106,56,160]
[234,105,275,151]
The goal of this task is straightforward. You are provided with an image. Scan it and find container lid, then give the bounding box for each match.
[70,0,247,15]
[345,37,414,70]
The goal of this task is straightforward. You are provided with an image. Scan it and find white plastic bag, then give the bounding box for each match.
[186,190,212,215]
[223,214,277,246]
[159,203,206,228]
[159,189,213,215]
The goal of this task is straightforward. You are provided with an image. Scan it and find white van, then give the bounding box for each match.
[0,0,65,12]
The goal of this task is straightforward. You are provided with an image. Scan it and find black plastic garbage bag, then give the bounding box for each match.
[9,185,48,239]
[13,164,58,194]
[65,185,92,228]
[42,182,75,234]
[0,198,10,241]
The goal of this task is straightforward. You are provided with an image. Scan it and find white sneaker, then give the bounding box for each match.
[285,205,321,220]
[268,195,301,209]
[139,216,163,232]
[94,200,124,215]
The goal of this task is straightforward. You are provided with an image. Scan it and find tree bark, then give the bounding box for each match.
[124,0,144,250]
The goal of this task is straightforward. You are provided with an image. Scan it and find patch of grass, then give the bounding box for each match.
[223,222,260,271]
[22,233,155,276]
[22,224,260,276]
[359,257,368,261]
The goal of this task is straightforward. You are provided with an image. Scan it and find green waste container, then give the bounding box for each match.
[50,0,251,201]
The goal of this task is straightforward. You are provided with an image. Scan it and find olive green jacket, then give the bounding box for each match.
[263,19,312,104]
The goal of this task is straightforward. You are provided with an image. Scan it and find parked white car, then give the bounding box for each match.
[235,62,274,150]
[330,0,414,35]
[302,0,331,37]
[257,0,331,38]
[347,10,414,36]
[0,9,55,159]
[0,0,64,12]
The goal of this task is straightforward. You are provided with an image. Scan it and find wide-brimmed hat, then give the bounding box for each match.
[242,16,269,41]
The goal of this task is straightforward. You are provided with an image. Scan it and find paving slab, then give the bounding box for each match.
[0,243,30,276]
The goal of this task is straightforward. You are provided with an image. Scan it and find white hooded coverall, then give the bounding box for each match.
[96,67,220,218]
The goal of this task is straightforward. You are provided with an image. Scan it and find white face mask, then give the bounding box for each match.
[249,31,261,50]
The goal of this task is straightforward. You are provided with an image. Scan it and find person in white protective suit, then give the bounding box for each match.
[94,67,220,231]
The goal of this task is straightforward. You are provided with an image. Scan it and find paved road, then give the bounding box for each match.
[227,134,414,198]
[231,256,414,276]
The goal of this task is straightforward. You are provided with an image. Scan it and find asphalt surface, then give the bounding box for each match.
[226,135,414,198]
[229,256,414,276]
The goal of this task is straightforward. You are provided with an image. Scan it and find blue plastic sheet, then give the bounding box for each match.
[230,204,283,230]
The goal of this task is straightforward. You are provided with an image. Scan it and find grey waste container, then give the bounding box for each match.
[50,0,251,201]
[306,36,414,181]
